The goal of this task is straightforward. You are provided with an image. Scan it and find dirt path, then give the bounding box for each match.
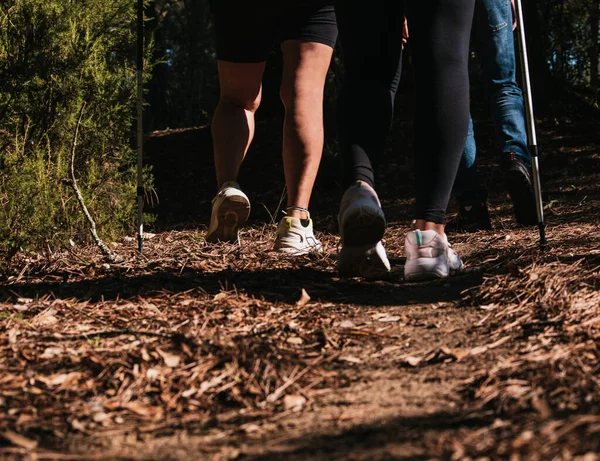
[1,94,600,460]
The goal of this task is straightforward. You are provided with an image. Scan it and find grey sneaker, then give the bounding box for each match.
[206,182,251,244]
[338,241,391,279]
[404,229,463,281]
[274,216,322,255]
[338,182,386,246]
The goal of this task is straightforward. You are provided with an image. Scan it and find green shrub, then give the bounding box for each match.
[0,0,146,261]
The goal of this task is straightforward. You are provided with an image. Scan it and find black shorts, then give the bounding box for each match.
[210,1,338,63]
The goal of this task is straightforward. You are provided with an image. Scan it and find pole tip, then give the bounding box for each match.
[538,224,548,250]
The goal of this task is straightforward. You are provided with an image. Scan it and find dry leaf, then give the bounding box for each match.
[469,336,511,357]
[15,414,35,426]
[402,356,422,367]
[296,289,311,307]
[213,292,227,302]
[338,320,356,329]
[122,402,163,418]
[182,388,197,398]
[70,419,87,432]
[156,348,181,368]
[243,423,261,434]
[371,346,402,358]
[0,431,38,450]
[339,355,362,364]
[532,392,552,419]
[92,412,111,424]
[283,394,307,411]
[39,372,84,388]
[377,315,401,323]
[141,348,151,362]
[40,347,63,359]
[34,309,59,326]
[12,304,31,313]
[442,347,469,361]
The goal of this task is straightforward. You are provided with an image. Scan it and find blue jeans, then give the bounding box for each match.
[454,0,531,200]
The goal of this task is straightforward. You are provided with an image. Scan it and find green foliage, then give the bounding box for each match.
[147,0,218,130]
[538,0,598,86]
[0,0,146,259]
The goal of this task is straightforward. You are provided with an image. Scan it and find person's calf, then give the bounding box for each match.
[212,60,265,186]
[280,40,333,219]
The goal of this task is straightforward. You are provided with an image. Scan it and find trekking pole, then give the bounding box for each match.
[514,0,547,248]
[136,0,144,253]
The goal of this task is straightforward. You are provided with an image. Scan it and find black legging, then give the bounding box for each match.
[336,0,475,224]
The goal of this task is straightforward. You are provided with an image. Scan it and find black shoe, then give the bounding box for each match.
[502,153,537,226]
[446,191,492,233]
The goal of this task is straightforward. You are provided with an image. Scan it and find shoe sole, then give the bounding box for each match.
[404,256,450,282]
[340,207,386,246]
[206,196,250,243]
[338,244,391,279]
[274,243,323,256]
[506,165,537,226]
[405,255,463,282]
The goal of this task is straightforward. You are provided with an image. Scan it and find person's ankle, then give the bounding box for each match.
[353,180,372,189]
[218,179,239,191]
[414,219,445,237]
[286,205,310,220]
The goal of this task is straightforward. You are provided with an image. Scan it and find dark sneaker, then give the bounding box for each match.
[446,190,492,233]
[502,153,537,226]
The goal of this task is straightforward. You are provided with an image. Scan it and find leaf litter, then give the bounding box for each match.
[1,97,600,460]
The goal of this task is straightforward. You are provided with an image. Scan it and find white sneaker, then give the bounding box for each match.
[206,182,251,244]
[274,216,322,255]
[338,241,391,279]
[338,182,386,246]
[404,229,464,281]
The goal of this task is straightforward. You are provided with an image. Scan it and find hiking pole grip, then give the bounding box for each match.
[136,0,144,254]
[514,0,547,248]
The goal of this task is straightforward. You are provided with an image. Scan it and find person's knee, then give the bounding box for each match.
[489,83,523,99]
[280,78,317,113]
[220,87,262,113]
[280,62,328,115]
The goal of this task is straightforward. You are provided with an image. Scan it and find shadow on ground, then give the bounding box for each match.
[1,266,483,308]
[202,410,494,461]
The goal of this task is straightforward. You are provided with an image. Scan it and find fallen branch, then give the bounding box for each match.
[69,102,123,263]
[40,329,176,341]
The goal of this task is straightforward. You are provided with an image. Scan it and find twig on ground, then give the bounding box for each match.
[69,102,123,264]
[40,329,177,341]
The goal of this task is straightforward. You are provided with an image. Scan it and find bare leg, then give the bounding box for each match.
[279,40,333,219]
[211,61,266,187]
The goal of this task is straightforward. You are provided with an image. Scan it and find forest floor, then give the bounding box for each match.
[1,90,600,461]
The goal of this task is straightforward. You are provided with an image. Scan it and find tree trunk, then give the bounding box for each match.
[591,0,600,86]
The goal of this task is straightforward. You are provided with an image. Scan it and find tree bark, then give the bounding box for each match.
[591,0,600,86]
